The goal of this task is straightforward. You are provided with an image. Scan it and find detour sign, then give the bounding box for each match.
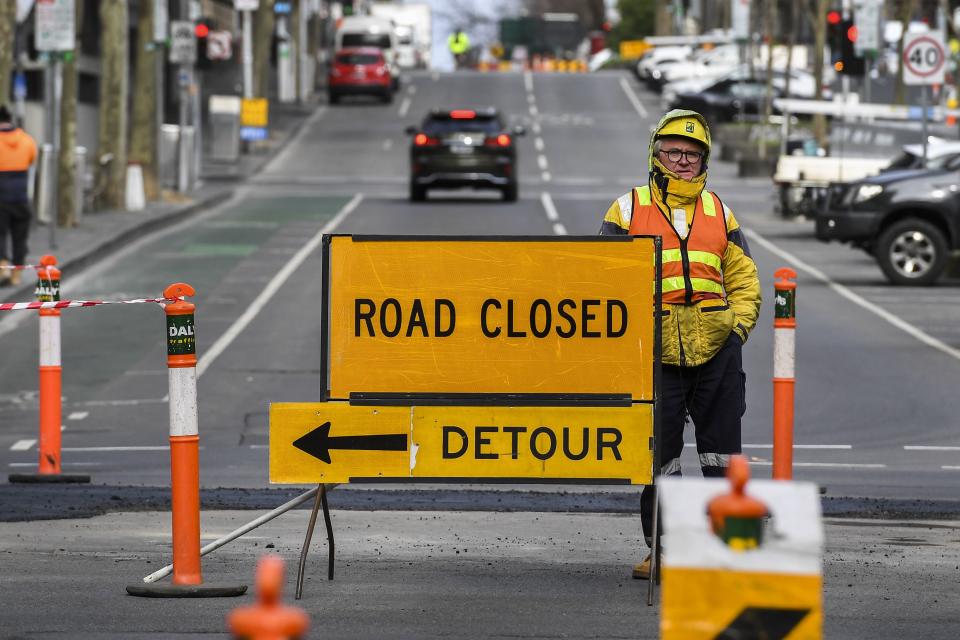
[323,236,657,400]
[270,402,653,484]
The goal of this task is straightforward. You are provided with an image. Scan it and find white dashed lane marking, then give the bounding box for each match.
[68,411,88,420]
[10,439,36,451]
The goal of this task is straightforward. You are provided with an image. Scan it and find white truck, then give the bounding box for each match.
[369,3,432,69]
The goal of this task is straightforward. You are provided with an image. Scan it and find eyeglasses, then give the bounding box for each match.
[658,148,704,164]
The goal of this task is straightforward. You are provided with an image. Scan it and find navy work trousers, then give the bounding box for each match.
[641,332,746,543]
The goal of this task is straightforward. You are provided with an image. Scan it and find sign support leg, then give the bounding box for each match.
[646,483,659,607]
[296,483,335,600]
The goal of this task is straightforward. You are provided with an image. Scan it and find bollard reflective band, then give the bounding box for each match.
[167,313,196,358]
[35,276,61,302]
[774,287,795,321]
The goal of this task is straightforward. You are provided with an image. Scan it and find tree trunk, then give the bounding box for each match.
[894,0,918,105]
[292,0,301,101]
[253,0,276,99]
[655,3,673,36]
[97,0,129,210]
[130,0,159,201]
[784,0,797,100]
[57,1,84,228]
[0,1,15,106]
[760,0,777,160]
[811,0,829,148]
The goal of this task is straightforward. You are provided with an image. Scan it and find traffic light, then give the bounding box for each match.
[194,17,215,70]
[826,12,865,76]
[838,19,865,76]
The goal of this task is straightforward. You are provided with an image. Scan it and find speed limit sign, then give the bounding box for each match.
[903,31,945,85]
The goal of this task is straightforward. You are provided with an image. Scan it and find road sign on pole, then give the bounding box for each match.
[35,0,75,52]
[902,31,946,86]
[853,0,881,56]
[169,20,197,65]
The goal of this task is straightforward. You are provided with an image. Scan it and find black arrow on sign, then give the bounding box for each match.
[293,422,407,464]
[713,606,810,640]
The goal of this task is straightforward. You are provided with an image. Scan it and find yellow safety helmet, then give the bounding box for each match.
[648,109,712,172]
[655,114,710,148]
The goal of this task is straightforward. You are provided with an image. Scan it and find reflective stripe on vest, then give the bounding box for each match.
[629,185,727,304]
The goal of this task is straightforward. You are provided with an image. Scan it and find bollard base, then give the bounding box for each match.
[9,472,91,484]
[126,583,247,598]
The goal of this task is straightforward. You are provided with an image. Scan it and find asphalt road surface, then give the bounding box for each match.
[1,70,959,639]
[2,70,958,497]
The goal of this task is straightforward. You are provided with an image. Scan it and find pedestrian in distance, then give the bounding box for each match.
[598,109,762,579]
[0,104,38,287]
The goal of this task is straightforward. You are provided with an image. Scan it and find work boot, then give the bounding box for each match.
[0,260,10,287]
[9,268,21,286]
[632,554,652,580]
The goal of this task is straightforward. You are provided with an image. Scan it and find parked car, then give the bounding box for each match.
[663,67,826,110]
[405,108,525,202]
[634,45,692,81]
[648,45,740,90]
[335,15,400,91]
[672,77,782,124]
[816,160,960,284]
[328,47,394,104]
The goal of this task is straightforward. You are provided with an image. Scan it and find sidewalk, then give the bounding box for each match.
[0,99,319,305]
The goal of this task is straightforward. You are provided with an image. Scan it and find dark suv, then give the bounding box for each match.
[816,158,960,284]
[405,108,524,202]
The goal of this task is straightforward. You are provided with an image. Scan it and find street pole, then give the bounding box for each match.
[46,55,62,249]
[178,0,190,193]
[922,85,929,163]
[243,10,254,98]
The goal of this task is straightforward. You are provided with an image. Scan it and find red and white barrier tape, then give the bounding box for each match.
[0,297,180,312]
[0,264,41,271]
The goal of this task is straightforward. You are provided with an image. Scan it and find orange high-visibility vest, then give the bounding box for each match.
[627,184,727,305]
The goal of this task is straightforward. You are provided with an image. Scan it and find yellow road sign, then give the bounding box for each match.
[662,569,821,639]
[240,97,268,127]
[619,40,651,60]
[270,402,653,484]
[324,236,657,400]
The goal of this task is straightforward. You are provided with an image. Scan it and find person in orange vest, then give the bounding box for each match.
[598,109,762,579]
[0,105,38,287]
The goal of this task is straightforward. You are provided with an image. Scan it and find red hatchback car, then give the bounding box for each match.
[328,47,393,104]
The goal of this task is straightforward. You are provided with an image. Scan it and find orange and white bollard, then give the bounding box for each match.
[227,556,310,640]
[772,268,797,480]
[9,255,89,484]
[127,283,245,597]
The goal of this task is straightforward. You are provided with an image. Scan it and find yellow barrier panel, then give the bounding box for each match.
[325,236,656,400]
[270,402,653,485]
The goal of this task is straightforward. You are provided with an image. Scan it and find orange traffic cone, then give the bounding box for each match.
[228,556,310,640]
[706,455,769,551]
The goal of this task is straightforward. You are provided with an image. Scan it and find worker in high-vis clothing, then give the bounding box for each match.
[0,105,37,287]
[599,110,762,580]
[448,29,470,68]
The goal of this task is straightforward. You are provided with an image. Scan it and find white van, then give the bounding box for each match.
[335,16,399,88]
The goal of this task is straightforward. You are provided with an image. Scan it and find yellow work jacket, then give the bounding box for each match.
[601,184,761,367]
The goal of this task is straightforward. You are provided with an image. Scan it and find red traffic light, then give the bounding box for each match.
[827,10,841,25]
[846,25,858,41]
[194,23,209,38]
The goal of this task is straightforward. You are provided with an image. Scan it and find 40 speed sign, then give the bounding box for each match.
[903,31,946,85]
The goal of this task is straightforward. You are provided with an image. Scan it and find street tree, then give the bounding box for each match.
[253,0,276,99]
[609,0,656,49]
[57,0,83,227]
[0,1,15,107]
[803,0,830,146]
[97,0,129,210]
[130,0,160,201]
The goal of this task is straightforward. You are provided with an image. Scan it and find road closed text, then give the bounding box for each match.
[354,297,628,339]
